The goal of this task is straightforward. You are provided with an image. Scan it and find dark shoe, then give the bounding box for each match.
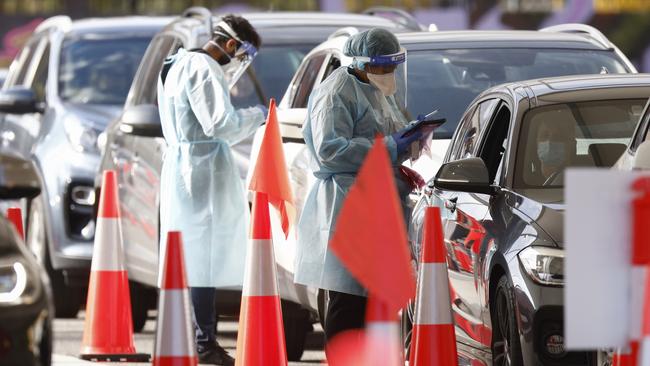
[197,342,235,366]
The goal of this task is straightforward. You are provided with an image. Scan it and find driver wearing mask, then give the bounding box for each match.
[536,116,575,185]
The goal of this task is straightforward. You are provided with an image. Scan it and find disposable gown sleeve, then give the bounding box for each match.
[184,56,264,144]
[310,90,397,173]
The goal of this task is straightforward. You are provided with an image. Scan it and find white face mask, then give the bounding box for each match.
[367,72,397,96]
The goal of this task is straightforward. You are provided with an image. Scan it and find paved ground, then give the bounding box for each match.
[53,312,326,365]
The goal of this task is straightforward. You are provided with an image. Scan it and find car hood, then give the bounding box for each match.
[63,103,123,130]
[509,188,564,247]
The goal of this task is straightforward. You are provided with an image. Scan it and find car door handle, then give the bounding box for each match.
[445,197,458,212]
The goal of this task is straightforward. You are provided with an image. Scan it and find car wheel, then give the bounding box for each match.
[492,276,524,366]
[282,301,313,361]
[130,281,149,333]
[27,197,82,318]
[39,313,53,366]
[400,299,415,361]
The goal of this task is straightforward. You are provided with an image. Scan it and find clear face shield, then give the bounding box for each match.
[211,21,258,90]
[354,47,408,113]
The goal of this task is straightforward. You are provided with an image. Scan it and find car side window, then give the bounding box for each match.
[29,41,50,103]
[451,98,499,161]
[322,55,341,81]
[478,103,512,184]
[5,39,39,88]
[630,101,650,152]
[130,35,178,106]
[291,53,327,109]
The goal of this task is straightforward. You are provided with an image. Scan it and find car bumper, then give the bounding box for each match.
[36,145,99,275]
[510,261,595,366]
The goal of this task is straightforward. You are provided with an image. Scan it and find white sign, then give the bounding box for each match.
[565,168,647,349]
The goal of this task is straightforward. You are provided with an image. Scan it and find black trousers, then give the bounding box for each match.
[324,290,368,342]
[190,287,219,346]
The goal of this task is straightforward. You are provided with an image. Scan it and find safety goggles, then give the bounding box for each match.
[211,21,259,89]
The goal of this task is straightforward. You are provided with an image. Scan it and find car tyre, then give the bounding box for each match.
[130,281,150,333]
[492,276,524,366]
[400,299,415,361]
[282,301,313,361]
[39,313,53,366]
[27,196,82,318]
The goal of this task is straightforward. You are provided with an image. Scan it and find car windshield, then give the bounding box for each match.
[59,36,152,105]
[514,99,646,189]
[231,44,313,108]
[407,48,629,139]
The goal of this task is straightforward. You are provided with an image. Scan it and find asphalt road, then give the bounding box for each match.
[53,311,326,365]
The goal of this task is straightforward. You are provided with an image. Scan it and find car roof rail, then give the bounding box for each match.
[327,26,360,40]
[34,15,72,33]
[539,23,612,49]
[362,6,424,31]
[182,6,213,34]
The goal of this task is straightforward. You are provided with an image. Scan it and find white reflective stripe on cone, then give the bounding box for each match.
[415,263,453,325]
[631,266,647,340]
[155,289,196,357]
[242,239,279,296]
[90,218,125,271]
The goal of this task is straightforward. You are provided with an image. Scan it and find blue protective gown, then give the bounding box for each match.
[294,67,412,296]
[157,48,264,288]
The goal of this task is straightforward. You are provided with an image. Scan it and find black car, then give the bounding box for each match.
[94,6,418,360]
[0,15,169,320]
[0,153,52,365]
[405,74,650,366]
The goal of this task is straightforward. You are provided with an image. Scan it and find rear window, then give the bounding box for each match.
[406,48,629,139]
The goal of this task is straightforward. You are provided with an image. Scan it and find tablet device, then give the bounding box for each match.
[402,118,446,138]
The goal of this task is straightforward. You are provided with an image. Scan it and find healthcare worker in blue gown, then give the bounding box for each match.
[294,28,423,344]
[157,15,267,366]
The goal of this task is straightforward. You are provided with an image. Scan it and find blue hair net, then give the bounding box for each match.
[343,28,400,69]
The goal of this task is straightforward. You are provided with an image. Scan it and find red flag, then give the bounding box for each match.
[329,136,416,314]
[249,98,295,238]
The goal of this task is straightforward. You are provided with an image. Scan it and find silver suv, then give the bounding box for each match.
[0,15,170,319]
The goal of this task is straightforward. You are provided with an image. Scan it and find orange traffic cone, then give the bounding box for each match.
[7,207,24,240]
[409,206,458,366]
[153,231,197,366]
[364,294,403,366]
[235,191,287,366]
[80,170,149,362]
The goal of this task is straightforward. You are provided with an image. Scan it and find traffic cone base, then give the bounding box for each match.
[81,170,149,361]
[235,192,288,366]
[410,207,458,366]
[153,231,197,366]
[410,324,457,365]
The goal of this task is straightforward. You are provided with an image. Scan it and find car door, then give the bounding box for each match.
[112,34,178,286]
[434,97,499,349]
[0,36,49,157]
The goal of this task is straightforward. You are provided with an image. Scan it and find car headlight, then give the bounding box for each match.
[64,116,99,153]
[518,246,564,286]
[0,261,29,304]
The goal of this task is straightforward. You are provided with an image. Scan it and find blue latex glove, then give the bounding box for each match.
[391,125,423,155]
[257,104,269,119]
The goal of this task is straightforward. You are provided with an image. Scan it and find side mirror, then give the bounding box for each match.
[633,141,650,170]
[434,157,494,195]
[0,154,40,199]
[277,108,306,144]
[118,104,162,138]
[0,87,42,114]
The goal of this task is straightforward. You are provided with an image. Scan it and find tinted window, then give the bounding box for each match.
[515,99,646,188]
[31,43,50,102]
[407,48,629,139]
[452,98,499,160]
[231,44,311,108]
[131,35,177,106]
[291,53,327,109]
[630,100,650,152]
[59,36,152,105]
